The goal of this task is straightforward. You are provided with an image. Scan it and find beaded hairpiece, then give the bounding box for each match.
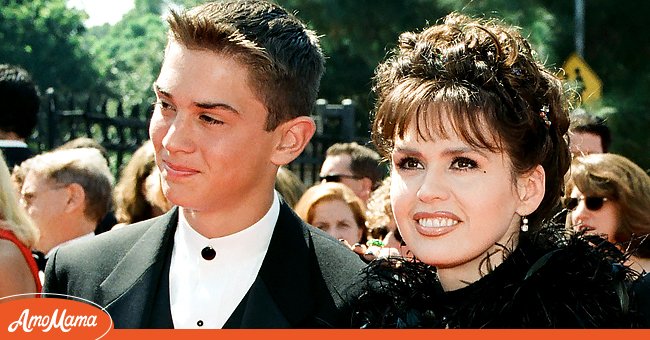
[539,105,551,127]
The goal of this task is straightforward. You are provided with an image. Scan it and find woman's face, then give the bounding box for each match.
[311,198,363,245]
[569,187,619,242]
[390,121,526,276]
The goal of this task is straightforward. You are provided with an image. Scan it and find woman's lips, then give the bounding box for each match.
[575,223,595,232]
[412,211,461,237]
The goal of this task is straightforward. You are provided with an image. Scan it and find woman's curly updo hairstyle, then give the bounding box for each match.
[372,13,571,230]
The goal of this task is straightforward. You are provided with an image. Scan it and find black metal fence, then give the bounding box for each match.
[31,95,369,184]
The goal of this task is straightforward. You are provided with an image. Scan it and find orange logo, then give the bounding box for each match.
[0,294,113,339]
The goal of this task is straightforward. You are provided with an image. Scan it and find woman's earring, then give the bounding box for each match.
[521,216,529,232]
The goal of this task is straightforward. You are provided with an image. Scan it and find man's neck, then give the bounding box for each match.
[37,218,97,254]
[0,131,24,141]
[181,191,276,239]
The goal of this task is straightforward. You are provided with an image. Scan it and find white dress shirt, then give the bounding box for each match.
[169,192,279,329]
[0,140,28,148]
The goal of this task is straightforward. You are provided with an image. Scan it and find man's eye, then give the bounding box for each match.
[199,115,223,125]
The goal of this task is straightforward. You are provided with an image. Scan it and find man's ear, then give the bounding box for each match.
[63,183,86,214]
[360,177,373,199]
[516,165,546,216]
[270,116,316,166]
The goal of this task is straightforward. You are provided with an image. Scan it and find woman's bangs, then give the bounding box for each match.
[406,89,501,151]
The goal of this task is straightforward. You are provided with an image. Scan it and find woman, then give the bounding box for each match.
[352,13,638,328]
[275,166,307,208]
[365,176,411,258]
[113,140,171,228]
[295,182,368,246]
[0,151,41,296]
[565,153,650,271]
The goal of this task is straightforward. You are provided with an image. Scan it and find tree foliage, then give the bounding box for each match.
[275,0,554,135]
[84,11,167,109]
[0,0,102,94]
[2,0,647,168]
[539,0,650,169]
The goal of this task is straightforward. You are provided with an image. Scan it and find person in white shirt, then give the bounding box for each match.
[43,0,364,329]
[0,64,39,169]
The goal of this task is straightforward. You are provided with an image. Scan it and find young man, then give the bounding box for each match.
[44,0,364,329]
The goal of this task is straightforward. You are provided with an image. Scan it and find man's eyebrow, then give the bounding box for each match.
[153,83,172,98]
[194,101,239,115]
[153,83,239,115]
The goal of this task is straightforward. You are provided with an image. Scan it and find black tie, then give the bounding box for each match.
[32,250,47,271]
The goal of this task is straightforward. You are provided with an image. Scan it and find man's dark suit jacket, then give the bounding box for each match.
[43,201,365,328]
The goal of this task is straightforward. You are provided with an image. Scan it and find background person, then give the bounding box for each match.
[295,182,368,246]
[364,176,410,258]
[54,137,117,234]
[568,109,611,157]
[564,153,650,272]
[0,151,41,296]
[274,166,307,208]
[319,142,385,202]
[19,148,114,263]
[113,140,171,227]
[0,64,39,169]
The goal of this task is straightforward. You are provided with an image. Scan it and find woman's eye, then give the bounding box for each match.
[314,223,329,231]
[338,222,352,229]
[450,157,478,171]
[396,157,423,170]
[199,114,223,125]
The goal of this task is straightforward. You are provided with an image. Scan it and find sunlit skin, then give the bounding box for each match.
[0,237,37,297]
[390,119,543,291]
[569,187,619,243]
[310,199,363,245]
[150,41,287,238]
[20,173,70,253]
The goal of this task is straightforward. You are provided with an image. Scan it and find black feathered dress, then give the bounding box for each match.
[351,227,643,328]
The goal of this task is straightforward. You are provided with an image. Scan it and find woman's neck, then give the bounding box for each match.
[437,234,518,291]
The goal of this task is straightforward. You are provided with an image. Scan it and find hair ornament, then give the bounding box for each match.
[539,105,551,127]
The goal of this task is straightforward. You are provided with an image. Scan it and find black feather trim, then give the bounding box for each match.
[351,226,642,328]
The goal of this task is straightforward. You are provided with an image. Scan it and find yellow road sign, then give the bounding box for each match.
[562,53,602,103]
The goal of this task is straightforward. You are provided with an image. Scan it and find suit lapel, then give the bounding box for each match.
[99,208,179,328]
[230,201,315,328]
[95,202,319,328]
[223,276,291,328]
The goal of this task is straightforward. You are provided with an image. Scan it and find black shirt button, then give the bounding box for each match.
[197,320,204,327]
[201,246,216,260]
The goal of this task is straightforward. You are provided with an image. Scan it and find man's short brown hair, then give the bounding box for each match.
[167,0,325,131]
